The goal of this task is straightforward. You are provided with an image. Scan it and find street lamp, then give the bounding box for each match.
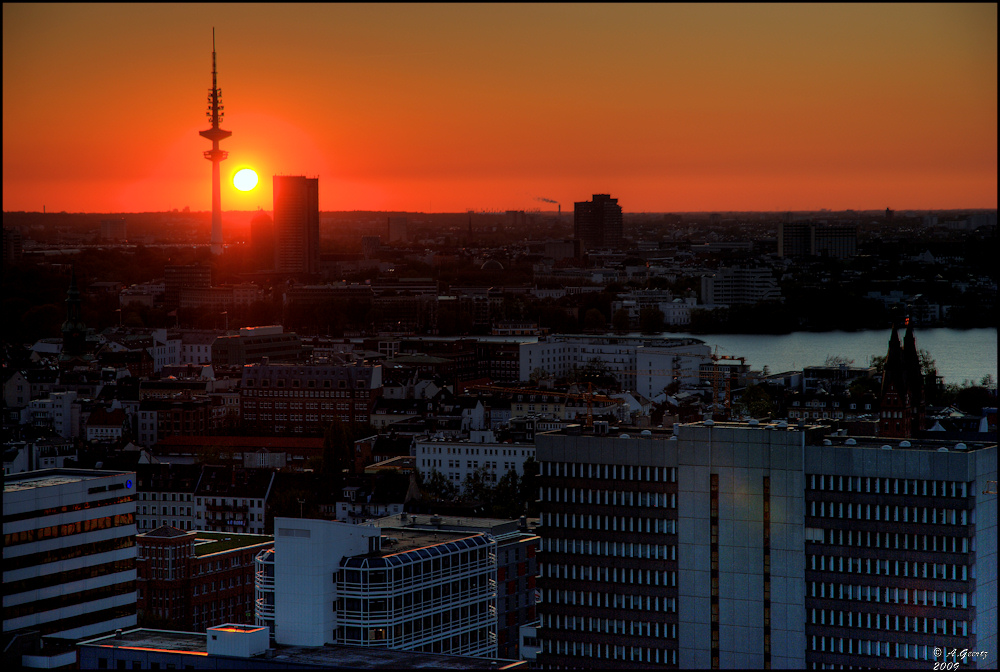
[298,498,306,518]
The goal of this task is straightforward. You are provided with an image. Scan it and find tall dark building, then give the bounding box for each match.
[164,265,212,310]
[250,209,275,271]
[778,222,857,259]
[574,194,623,252]
[273,176,319,275]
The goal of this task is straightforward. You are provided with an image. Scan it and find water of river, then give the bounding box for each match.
[663,328,997,386]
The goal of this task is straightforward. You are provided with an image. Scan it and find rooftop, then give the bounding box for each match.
[375,528,483,557]
[3,468,130,493]
[79,628,526,669]
[540,421,996,452]
[192,531,273,556]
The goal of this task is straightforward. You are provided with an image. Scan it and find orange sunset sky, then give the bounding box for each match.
[3,3,996,214]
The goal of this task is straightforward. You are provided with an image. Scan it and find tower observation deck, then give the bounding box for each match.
[199,28,232,255]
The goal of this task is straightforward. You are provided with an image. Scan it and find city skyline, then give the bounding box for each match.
[3,3,996,214]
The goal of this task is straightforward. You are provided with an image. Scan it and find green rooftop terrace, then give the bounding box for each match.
[192,531,273,557]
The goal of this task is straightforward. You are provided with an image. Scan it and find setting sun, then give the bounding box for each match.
[233,168,258,192]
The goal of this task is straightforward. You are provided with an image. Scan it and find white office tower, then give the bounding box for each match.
[270,518,498,656]
[3,469,137,641]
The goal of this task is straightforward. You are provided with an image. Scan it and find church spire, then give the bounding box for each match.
[61,266,86,357]
[902,318,923,402]
[880,323,904,399]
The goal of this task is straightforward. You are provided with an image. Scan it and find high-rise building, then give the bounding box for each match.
[273,176,320,275]
[387,216,408,243]
[100,218,127,242]
[574,194,623,252]
[3,225,24,264]
[777,222,813,258]
[250,209,275,271]
[534,422,996,668]
[164,264,212,310]
[700,266,782,305]
[778,222,857,259]
[3,468,138,641]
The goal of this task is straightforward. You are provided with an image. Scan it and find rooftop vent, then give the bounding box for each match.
[955,443,968,451]
[845,438,857,445]
[899,441,911,448]
[430,515,443,527]
[822,439,832,445]
[704,419,715,426]
[748,419,759,426]
[880,445,892,450]
[937,447,949,452]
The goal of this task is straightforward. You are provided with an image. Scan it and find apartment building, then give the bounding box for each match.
[415,432,535,489]
[700,266,782,306]
[240,362,382,435]
[519,335,712,391]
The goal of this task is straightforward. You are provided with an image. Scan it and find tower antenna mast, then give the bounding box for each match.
[200,27,232,255]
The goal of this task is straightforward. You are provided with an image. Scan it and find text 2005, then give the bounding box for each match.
[933,663,959,670]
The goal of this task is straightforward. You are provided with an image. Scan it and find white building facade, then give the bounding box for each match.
[3,469,138,640]
[264,518,498,656]
[519,335,712,392]
[415,432,535,489]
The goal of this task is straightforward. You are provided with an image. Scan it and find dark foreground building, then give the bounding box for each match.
[534,421,996,669]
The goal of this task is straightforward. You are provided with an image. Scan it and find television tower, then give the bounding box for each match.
[199,28,231,255]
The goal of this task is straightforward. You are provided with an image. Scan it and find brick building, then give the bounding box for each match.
[136,526,273,631]
[240,362,382,435]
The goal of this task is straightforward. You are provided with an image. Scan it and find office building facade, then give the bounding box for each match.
[534,423,996,669]
[574,194,623,252]
[3,469,138,641]
[260,518,498,656]
[273,176,320,275]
